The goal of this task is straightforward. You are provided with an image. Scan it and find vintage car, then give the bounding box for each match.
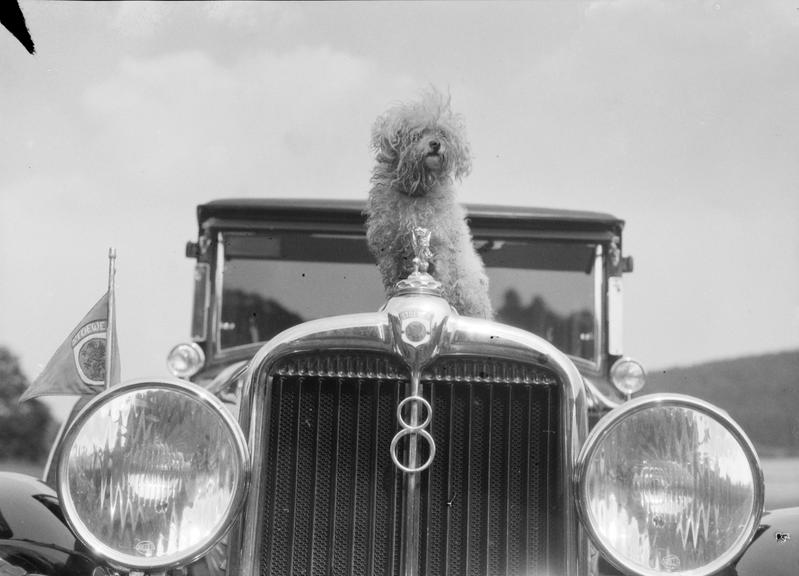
[1,199,795,576]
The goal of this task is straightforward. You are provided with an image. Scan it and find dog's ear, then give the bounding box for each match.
[452,153,472,181]
[449,136,472,181]
[371,121,400,165]
[375,136,399,165]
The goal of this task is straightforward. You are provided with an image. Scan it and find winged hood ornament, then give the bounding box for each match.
[394,227,444,297]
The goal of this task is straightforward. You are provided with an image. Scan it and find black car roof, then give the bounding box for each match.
[197,198,624,239]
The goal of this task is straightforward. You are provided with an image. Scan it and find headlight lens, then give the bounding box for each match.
[577,394,763,576]
[57,380,249,570]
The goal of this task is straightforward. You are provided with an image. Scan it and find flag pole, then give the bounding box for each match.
[105,248,117,389]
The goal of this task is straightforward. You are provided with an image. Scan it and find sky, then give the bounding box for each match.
[1,1,797,421]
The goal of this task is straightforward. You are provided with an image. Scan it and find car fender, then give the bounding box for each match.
[728,507,799,576]
[0,472,101,576]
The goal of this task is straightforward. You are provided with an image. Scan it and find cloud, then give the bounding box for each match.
[109,2,302,38]
[109,2,174,38]
[203,2,300,31]
[584,0,671,17]
[476,0,799,211]
[80,45,415,201]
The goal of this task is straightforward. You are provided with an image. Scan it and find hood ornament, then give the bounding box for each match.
[394,227,444,296]
[411,226,433,274]
[386,226,441,474]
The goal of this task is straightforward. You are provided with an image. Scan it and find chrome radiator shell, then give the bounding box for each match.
[232,295,589,576]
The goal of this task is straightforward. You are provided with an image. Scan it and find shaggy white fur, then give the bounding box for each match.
[365,89,493,319]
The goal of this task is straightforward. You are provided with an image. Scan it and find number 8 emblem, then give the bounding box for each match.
[390,395,436,473]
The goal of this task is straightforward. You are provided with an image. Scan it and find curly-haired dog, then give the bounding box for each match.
[365,89,493,319]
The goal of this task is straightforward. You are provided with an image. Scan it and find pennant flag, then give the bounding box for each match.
[19,292,121,402]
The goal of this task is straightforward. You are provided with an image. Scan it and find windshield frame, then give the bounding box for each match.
[210,228,607,371]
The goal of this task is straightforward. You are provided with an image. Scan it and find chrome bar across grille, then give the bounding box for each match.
[259,353,561,576]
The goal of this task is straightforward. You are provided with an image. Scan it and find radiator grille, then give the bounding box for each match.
[259,353,561,576]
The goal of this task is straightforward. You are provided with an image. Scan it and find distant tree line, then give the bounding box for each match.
[648,350,799,456]
[0,346,57,462]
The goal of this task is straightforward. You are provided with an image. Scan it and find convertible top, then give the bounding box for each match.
[196,198,625,240]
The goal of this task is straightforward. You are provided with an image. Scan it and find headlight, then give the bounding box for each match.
[610,356,646,397]
[576,394,763,576]
[167,342,206,378]
[57,379,250,571]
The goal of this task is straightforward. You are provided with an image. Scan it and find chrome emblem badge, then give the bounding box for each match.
[398,309,433,347]
[390,395,436,473]
[135,540,156,557]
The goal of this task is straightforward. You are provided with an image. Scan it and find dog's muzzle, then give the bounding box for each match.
[423,153,444,172]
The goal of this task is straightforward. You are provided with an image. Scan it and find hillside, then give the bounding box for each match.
[647,350,799,456]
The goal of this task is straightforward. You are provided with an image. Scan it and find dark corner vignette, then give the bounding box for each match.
[1,0,35,55]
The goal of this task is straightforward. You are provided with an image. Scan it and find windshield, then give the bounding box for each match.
[217,231,601,362]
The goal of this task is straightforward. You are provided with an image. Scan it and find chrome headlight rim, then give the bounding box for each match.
[575,393,764,576]
[56,378,250,571]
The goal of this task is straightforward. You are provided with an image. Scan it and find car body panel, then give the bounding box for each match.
[727,507,799,576]
[0,472,99,576]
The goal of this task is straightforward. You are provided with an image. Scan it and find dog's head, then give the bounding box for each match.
[371,88,472,197]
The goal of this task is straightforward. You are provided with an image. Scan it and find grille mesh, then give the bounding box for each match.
[260,353,560,576]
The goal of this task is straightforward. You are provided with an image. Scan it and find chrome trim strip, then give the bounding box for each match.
[213,231,225,357]
[574,393,765,576]
[235,302,590,576]
[191,262,211,342]
[582,376,621,411]
[400,369,424,576]
[205,359,248,396]
[55,378,251,572]
[593,244,605,372]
